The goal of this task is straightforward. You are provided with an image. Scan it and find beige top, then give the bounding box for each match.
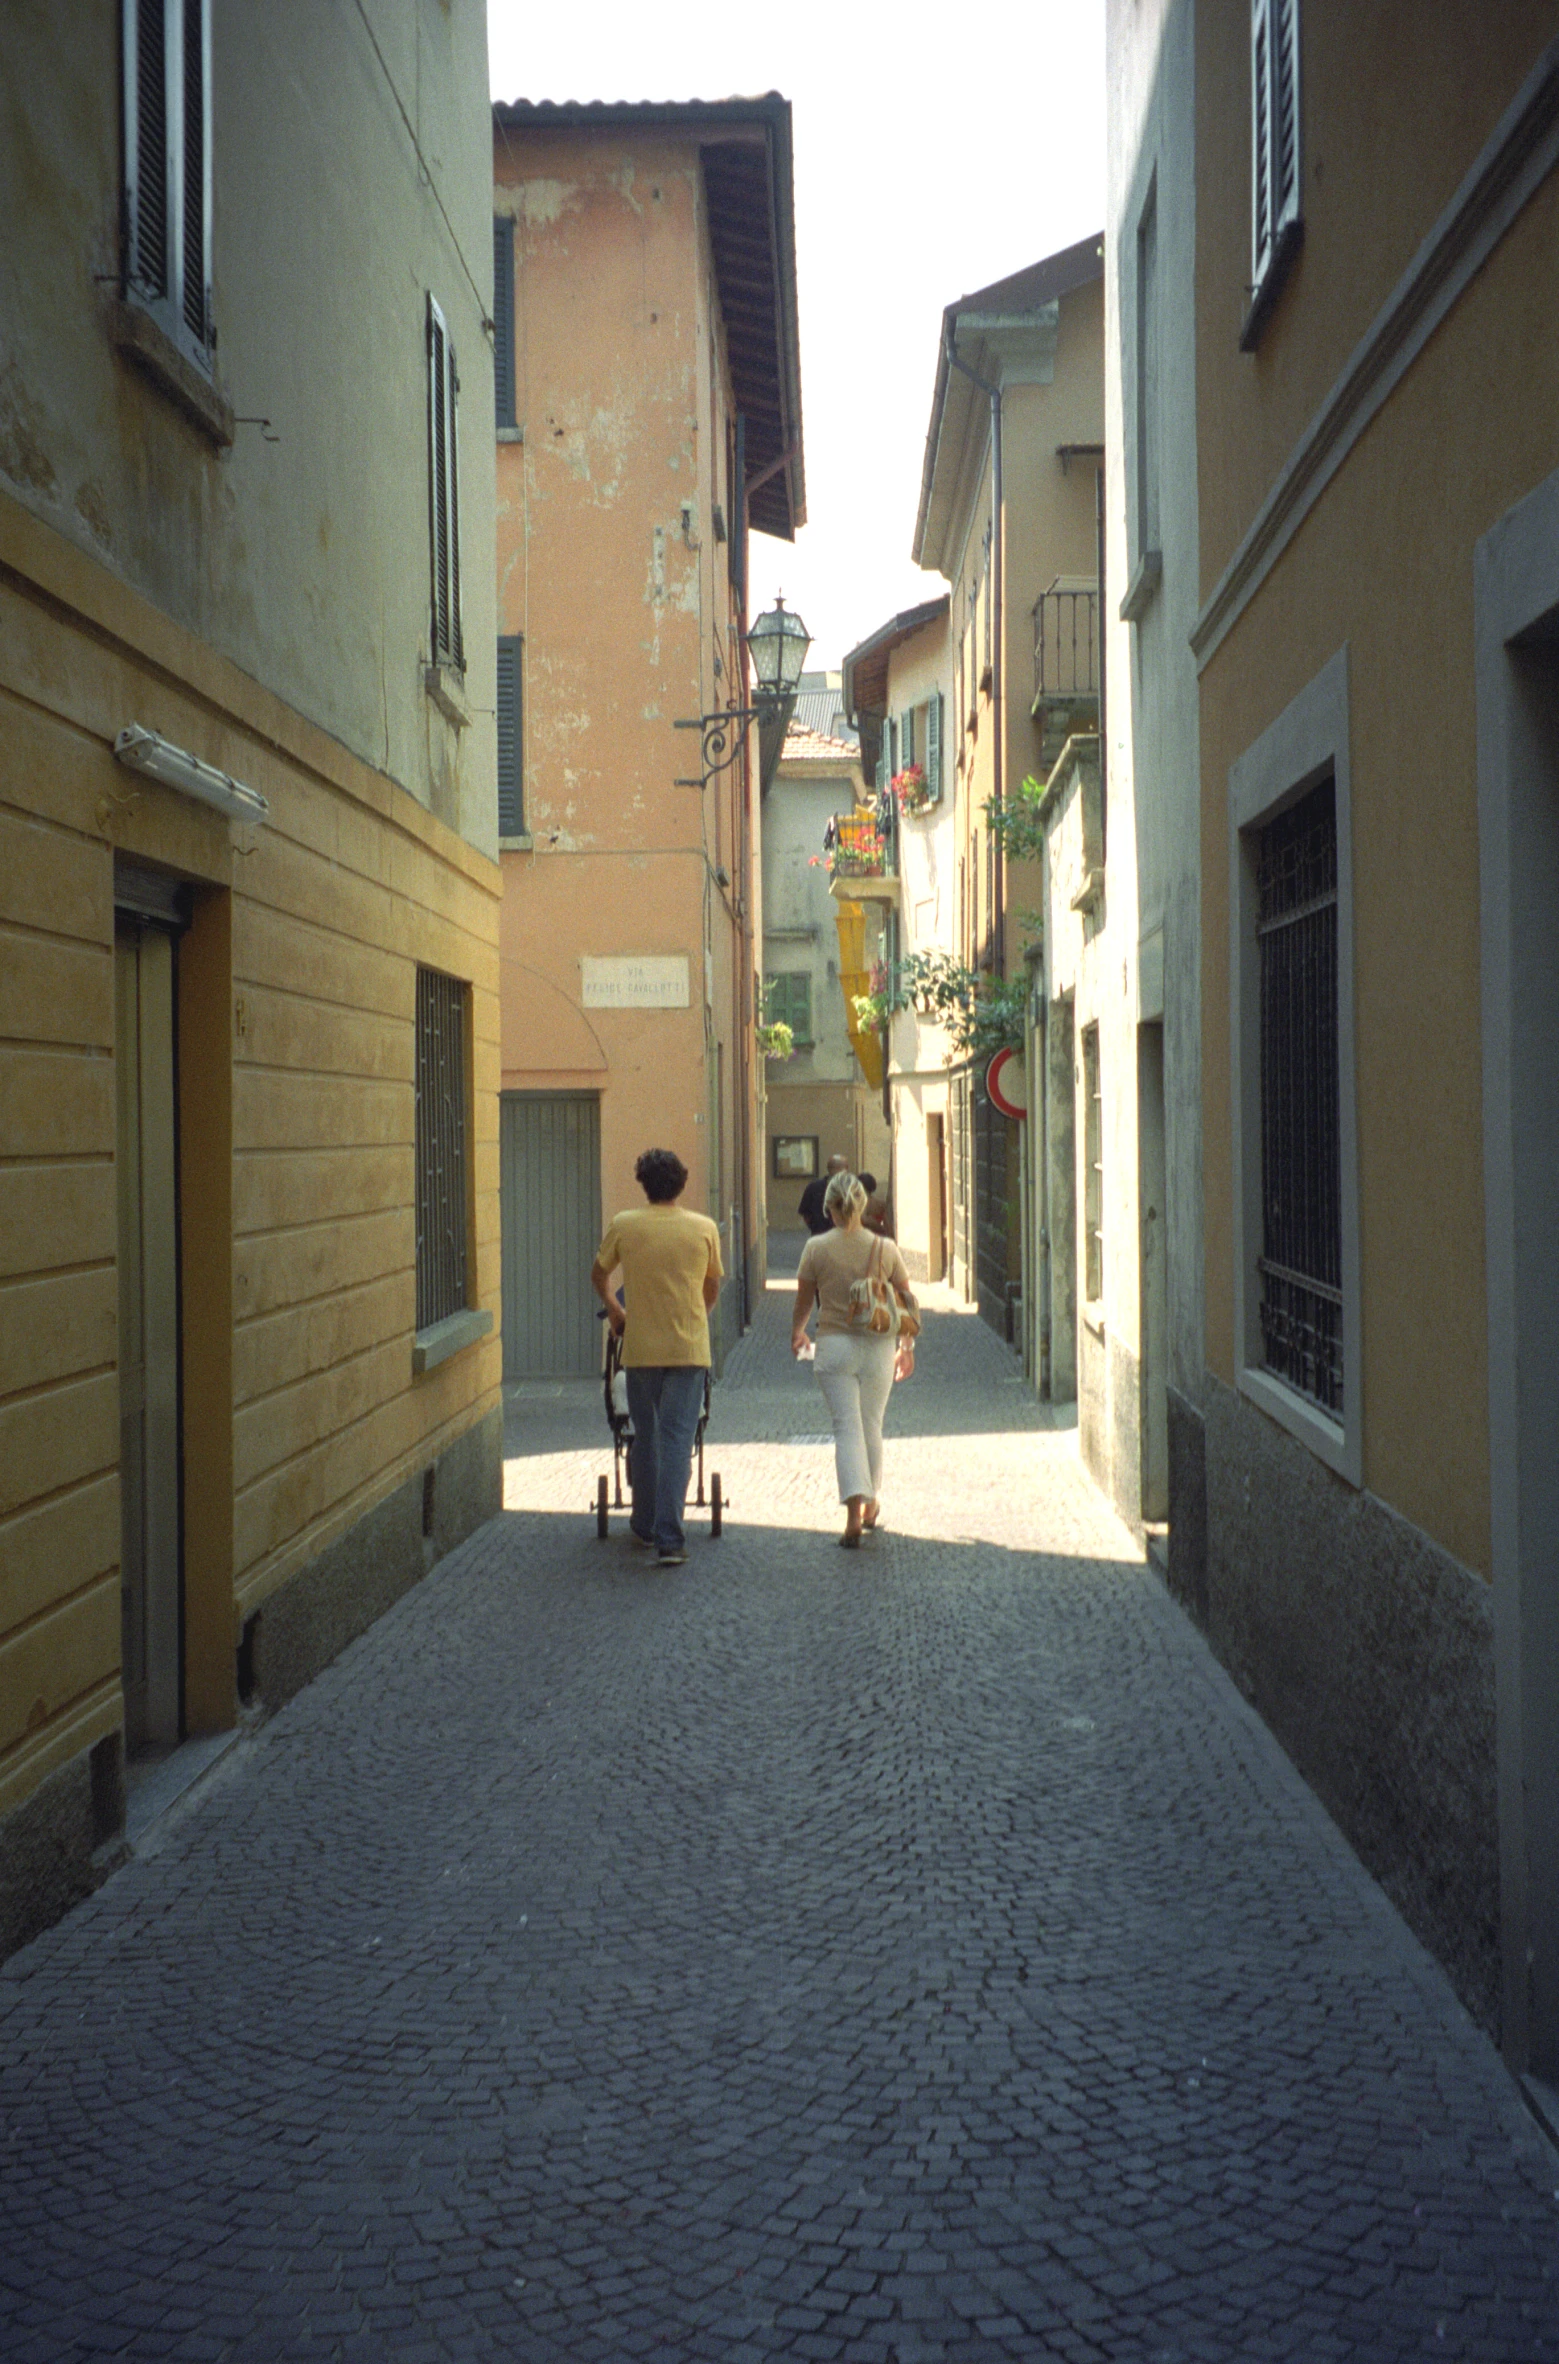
[798,1224,915,1338]
[593,1204,723,1367]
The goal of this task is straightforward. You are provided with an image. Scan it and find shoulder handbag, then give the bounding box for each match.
[849,1236,922,1340]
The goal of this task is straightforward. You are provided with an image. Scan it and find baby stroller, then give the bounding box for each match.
[595,1319,725,1540]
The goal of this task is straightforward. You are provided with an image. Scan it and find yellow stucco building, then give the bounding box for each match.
[0,1,501,1958]
[904,240,1105,1349]
[490,98,804,1374]
[1188,4,1559,2072]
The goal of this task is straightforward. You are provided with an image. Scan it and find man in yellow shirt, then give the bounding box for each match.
[590,1147,723,1565]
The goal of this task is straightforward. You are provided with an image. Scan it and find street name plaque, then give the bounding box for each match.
[580,954,691,1010]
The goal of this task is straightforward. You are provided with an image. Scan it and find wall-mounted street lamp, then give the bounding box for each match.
[674,597,811,788]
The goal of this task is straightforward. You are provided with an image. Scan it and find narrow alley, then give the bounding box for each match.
[1,1270,1553,2364]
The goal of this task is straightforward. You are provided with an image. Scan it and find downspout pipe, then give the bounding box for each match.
[943,325,1004,972]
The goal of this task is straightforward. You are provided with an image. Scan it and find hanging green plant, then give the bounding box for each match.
[852,951,1027,1060]
[984,773,1048,864]
[755,1020,795,1061]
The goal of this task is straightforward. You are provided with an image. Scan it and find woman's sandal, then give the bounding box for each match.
[840,1530,862,1549]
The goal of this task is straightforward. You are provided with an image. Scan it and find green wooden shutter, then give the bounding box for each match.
[765,971,812,1046]
[497,636,523,835]
[492,218,516,427]
[902,707,916,769]
[927,692,942,801]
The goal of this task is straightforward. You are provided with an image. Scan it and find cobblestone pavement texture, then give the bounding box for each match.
[3,1258,1556,2362]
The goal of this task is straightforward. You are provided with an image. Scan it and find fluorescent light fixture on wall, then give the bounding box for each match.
[113,725,270,826]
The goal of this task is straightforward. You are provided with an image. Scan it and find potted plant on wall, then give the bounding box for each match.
[892,761,934,817]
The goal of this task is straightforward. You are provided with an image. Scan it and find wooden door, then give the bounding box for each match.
[115,919,181,1751]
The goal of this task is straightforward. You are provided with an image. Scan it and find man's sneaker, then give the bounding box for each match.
[657,1549,687,1566]
[629,1530,657,1550]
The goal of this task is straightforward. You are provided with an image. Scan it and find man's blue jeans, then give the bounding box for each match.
[625,1364,706,1555]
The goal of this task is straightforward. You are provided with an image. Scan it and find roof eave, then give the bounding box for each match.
[493,93,804,543]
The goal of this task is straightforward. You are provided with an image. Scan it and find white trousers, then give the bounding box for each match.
[813,1330,897,1503]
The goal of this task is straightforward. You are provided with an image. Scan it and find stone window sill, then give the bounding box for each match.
[108,301,234,448]
[1119,549,1162,624]
[424,662,471,730]
[499,832,533,851]
[413,1307,493,1375]
[496,425,524,444]
[1239,218,1305,354]
[1082,1306,1107,1341]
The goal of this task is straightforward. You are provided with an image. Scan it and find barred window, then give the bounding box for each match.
[1082,1022,1103,1303]
[415,967,469,1332]
[122,0,213,369]
[1256,775,1341,1412]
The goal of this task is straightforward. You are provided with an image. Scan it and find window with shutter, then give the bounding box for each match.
[492,218,516,429]
[496,635,524,836]
[427,294,464,670]
[901,708,915,771]
[927,693,942,803]
[122,0,213,371]
[764,972,812,1047]
[1244,0,1302,347]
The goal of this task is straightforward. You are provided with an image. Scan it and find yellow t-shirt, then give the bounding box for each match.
[593,1203,723,1368]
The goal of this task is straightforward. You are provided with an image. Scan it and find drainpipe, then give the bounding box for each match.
[943,325,1004,972]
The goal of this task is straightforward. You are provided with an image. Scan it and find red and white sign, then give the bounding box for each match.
[986,1047,1028,1122]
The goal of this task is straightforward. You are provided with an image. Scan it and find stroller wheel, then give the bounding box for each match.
[710,1472,723,1538]
[595,1474,609,1539]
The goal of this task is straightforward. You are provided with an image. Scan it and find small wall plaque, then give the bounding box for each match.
[580,955,691,1010]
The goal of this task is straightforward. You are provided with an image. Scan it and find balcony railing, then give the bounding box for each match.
[822,800,898,890]
[1033,583,1099,704]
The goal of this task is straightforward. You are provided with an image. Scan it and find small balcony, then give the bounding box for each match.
[1032,580,1100,772]
[824,808,899,902]
[1032,581,1099,710]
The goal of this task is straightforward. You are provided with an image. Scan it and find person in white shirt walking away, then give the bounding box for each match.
[790,1170,917,1548]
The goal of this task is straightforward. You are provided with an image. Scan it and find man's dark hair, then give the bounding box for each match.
[636,1147,688,1204]
[858,1171,877,1196]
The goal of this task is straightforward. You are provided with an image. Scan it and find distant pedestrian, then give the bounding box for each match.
[791,1170,917,1547]
[856,1170,892,1237]
[591,1148,722,1567]
[798,1151,848,1238]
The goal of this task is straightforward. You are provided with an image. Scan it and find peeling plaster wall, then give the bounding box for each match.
[494,124,756,1325]
[0,0,498,856]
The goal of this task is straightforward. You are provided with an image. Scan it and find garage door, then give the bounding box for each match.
[500,1091,602,1378]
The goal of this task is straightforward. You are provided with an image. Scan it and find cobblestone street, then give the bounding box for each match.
[2,1268,1555,2363]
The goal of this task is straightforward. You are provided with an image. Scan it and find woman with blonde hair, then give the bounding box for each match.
[791,1169,917,1546]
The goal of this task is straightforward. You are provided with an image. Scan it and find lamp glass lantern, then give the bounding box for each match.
[745,598,811,703]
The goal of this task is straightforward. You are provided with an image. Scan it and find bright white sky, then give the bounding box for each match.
[488,0,1105,674]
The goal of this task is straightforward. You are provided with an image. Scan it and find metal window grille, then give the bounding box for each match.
[1256,773,1342,1412]
[1082,1023,1103,1301]
[415,967,469,1331]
